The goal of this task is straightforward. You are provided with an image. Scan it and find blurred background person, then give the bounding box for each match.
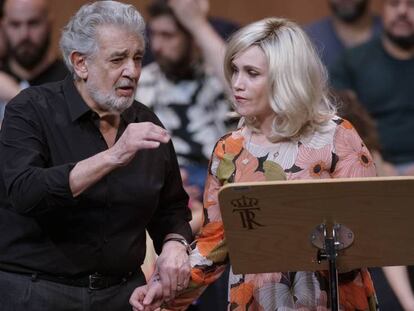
[306,0,382,68]
[136,0,233,199]
[0,0,19,123]
[141,0,238,66]
[0,0,68,122]
[330,0,414,176]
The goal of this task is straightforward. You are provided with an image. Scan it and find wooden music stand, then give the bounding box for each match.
[218,176,414,310]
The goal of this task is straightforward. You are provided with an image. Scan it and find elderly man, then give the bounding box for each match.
[0,2,192,310]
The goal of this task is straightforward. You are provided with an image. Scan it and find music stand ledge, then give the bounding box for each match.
[218,176,414,310]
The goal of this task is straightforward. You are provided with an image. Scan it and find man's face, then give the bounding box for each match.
[329,0,369,22]
[2,0,51,69]
[383,0,414,48]
[148,14,193,75]
[85,25,144,113]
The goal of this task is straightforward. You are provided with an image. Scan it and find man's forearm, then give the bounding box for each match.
[69,149,121,197]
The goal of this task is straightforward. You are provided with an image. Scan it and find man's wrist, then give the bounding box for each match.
[103,148,124,168]
[163,237,192,255]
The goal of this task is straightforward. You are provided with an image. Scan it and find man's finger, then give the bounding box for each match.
[140,141,161,150]
[134,122,169,136]
[177,263,190,290]
[169,269,178,298]
[160,273,172,300]
[146,131,170,144]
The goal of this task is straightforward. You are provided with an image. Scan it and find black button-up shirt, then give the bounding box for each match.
[0,76,191,277]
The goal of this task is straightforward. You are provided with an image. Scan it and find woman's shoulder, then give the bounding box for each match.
[299,116,344,149]
[301,115,363,146]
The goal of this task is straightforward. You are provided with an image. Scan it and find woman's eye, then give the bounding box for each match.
[248,70,259,77]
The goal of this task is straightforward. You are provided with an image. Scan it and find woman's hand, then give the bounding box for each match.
[129,274,164,311]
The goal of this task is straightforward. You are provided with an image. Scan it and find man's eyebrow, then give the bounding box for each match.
[109,50,128,58]
[109,49,145,58]
[135,49,145,56]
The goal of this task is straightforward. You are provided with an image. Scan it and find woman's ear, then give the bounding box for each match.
[70,51,88,80]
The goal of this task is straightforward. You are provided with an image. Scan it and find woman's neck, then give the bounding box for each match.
[257,114,274,137]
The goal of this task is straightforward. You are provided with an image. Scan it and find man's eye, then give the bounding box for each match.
[9,22,20,28]
[111,58,122,64]
[28,20,41,27]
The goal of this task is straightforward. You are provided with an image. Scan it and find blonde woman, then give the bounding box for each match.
[131,17,378,311]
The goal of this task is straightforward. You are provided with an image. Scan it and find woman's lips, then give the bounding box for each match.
[235,95,247,102]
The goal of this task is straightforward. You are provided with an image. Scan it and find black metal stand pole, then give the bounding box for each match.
[325,237,339,311]
[313,223,355,311]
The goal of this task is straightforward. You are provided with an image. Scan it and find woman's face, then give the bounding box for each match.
[231,45,273,123]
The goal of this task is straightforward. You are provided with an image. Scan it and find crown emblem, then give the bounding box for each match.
[231,195,258,209]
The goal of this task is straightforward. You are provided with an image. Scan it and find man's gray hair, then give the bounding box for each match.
[60,0,146,76]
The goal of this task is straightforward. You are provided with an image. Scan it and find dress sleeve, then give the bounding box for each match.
[166,139,229,310]
[330,119,377,178]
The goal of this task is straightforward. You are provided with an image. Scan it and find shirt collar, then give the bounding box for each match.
[63,75,138,124]
[63,75,92,122]
[120,102,138,124]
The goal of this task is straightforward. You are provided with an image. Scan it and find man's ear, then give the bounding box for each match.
[70,51,89,80]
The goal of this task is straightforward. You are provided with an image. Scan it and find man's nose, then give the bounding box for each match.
[396,1,409,15]
[123,59,140,79]
[17,24,30,41]
[150,36,163,55]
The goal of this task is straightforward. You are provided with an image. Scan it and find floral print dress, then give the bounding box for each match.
[169,117,378,311]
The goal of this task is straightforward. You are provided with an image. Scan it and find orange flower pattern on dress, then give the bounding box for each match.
[333,121,376,178]
[338,271,377,311]
[292,144,333,180]
[230,282,255,307]
[197,222,224,256]
[168,117,378,311]
[235,149,266,182]
[214,132,244,159]
[341,119,354,130]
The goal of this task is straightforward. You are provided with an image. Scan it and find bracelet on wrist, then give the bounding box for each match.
[163,237,192,255]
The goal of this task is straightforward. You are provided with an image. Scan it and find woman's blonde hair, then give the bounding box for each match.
[224,17,336,141]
